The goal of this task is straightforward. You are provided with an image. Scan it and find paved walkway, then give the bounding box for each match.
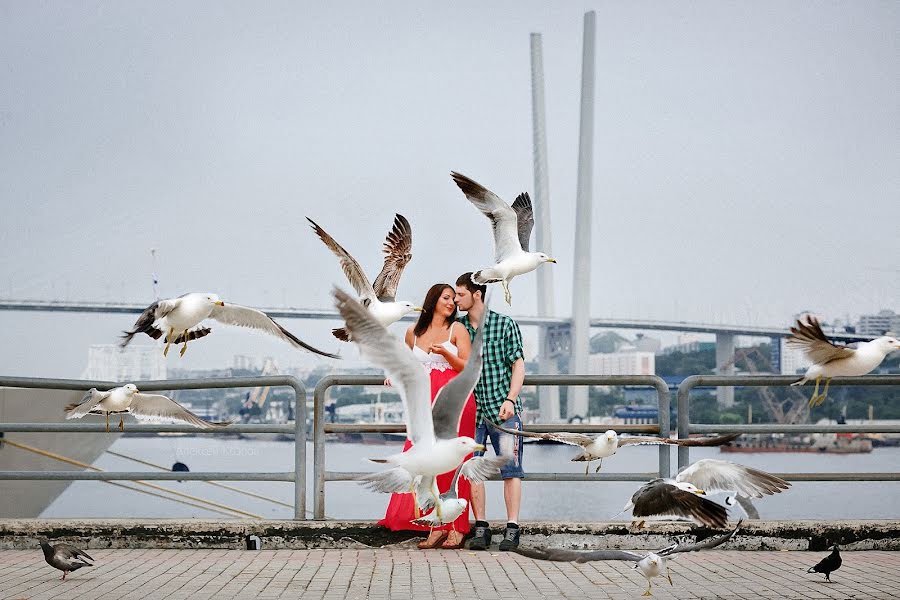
[1,547,897,599]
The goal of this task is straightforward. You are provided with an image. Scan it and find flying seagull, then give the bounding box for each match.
[514,521,742,597]
[622,460,789,528]
[336,286,498,520]
[121,292,339,359]
[65,384,230,432]
[39,539,93,580]
[307,214,421,341]
[807,545,842,582]
[487,422,740,475]
[450,171,556,304]
[788,315,900,406]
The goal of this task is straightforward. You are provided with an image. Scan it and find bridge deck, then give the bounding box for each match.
[2,547,897,600]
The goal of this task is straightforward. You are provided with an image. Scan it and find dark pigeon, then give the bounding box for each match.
[807,545,842,582]
[39,539,94,580]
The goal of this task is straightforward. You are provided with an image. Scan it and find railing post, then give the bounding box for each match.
[288,377,306,520]
[313,376,333,520]
[654,376,670,478]
[677,375,699,470]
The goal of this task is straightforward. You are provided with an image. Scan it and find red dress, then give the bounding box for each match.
[378,335,476,532]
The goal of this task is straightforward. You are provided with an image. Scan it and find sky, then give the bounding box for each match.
[1,1,897,378]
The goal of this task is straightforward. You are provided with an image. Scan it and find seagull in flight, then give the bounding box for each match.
[451,171,556,304]
[335,287,500,520]
[65,384,230,432]
[308,214,421,341]
[621,460,789,528]
[488,422,740,475]
[121,292,338,359]
[514,522,742,597]
[788,315,900,406]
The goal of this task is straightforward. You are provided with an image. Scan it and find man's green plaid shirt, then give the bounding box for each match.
[458,310,525,425]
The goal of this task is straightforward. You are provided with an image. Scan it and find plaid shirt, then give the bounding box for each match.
[458,309,525,425]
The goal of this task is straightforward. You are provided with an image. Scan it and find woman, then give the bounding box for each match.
[379,283,475,549]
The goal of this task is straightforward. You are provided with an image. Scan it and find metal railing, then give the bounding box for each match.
[313,374,671,520]
[676,374,900,480]
[0,376,308,518]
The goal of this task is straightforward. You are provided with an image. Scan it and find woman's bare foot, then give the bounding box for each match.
[440,530,466,549]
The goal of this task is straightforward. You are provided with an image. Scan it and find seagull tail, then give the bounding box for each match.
[790,376,807,386]
[368,458,389,464]
[472,269,502,284]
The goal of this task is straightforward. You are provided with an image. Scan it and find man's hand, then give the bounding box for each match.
[383,378,392,387]
[498,399,515,421]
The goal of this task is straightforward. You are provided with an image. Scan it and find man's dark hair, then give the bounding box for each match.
[456,273,487,299]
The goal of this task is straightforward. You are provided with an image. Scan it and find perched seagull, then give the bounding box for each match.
[621,460,789,529]
[39,539,93,580]
[121,292,338,359]
[487,422,740,475]
[65,384,230,432]
[450,171,556,304]
[514,522,742,597]
[307,214,421,341]
[788,315,900,406]
[337,287,499,520]
[807,545,842,582]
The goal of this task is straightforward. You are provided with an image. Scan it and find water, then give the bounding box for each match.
[42,436,900,521]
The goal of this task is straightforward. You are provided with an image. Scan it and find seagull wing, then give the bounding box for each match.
[630,479,729,528]
[786,316,854,365]
[459,434,515,484]
[372,214,413,302]
[513,546,644,562]
[357,467,415,494]
[511,192,534,252]
[657,521,742,557]
[617,433,742,447]
[333,287,434,445]
[307,217,378,302]
[65,389,110,419]
[128,393,229,429]
[451,171,522,262]
[486,419,594,447]
[676,459,791,498]
[430,307,487,440]
[209,303,339,358]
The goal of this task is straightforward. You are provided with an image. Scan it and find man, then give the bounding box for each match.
[455,273,526,551]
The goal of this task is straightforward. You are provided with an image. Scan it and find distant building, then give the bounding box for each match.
[779,338,812,375]
[589,351,655,376]
[81,344,166,382]
[632,333,661,354]
[856,310,900,336]
[660,341,715,355]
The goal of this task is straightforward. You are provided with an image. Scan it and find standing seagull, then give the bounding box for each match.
[450,171,556,304]
[788,315,900,406]
[338,287,500,519]
[120,292,338,359]
[488,422,740,475]
[39,539,93,580]
[308,214,421,341]
[514,522,741,597]
[65,384,229,432]
[807,545,842,582]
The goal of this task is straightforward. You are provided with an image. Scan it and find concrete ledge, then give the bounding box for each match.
[1,519,898,551]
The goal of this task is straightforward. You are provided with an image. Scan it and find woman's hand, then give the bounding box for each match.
[383,378,392,387]
[429,344,449,357]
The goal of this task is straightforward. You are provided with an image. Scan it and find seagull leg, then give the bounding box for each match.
[585,462,590,476]
[815,379,832,406]
[502,281,511,305]
[432,479,444,523]
[180,330,189,357]
[595,459,604,473]
[118,416,125,431]
[807,376,822,407]
[105,412,110,433]
[666,566,673,586]
[163,328,174,357]
[642,580,652,596]
[408,481,420,519]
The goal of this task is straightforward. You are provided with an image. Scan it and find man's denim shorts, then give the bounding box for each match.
[474,414,525,479]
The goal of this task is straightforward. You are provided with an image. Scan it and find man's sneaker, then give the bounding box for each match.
[468,524,492,550]
[498,525,520,551]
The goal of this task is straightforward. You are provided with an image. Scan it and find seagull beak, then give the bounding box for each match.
[695,489,707,495]
[547,258,557,263]
[132,388,139,394]
[474,444,486,452]
[413,307,424,312]
[215,301,225,306]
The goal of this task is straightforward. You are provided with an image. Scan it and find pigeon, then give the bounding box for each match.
[788,315,900,406]
[807,545,842,582]
[39,539,93,580]
[121,292,338,358]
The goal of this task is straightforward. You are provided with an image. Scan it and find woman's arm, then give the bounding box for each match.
[404,325,415,349]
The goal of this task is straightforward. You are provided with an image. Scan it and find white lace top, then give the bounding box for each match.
[412,323,459,373]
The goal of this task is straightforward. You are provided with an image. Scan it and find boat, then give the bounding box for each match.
[720,432,872,454]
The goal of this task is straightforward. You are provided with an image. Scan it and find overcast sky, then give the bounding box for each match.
[1,1,897,378]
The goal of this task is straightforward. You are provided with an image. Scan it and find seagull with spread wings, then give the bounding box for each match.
[308,214,421,341]
[487,421,740,475]
[450,171,556,304]
[65,384,230,432]
[788,315,900,406]
[120,292,338,358]
[621,460,788,528]
[335,287,503,520]
[514,522,742,597]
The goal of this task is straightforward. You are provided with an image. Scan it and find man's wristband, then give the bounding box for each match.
[505,398,516,403]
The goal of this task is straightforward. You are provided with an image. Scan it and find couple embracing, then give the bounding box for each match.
[379,274,526,551]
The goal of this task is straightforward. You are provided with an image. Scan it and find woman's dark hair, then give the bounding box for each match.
[413,283,457,337]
